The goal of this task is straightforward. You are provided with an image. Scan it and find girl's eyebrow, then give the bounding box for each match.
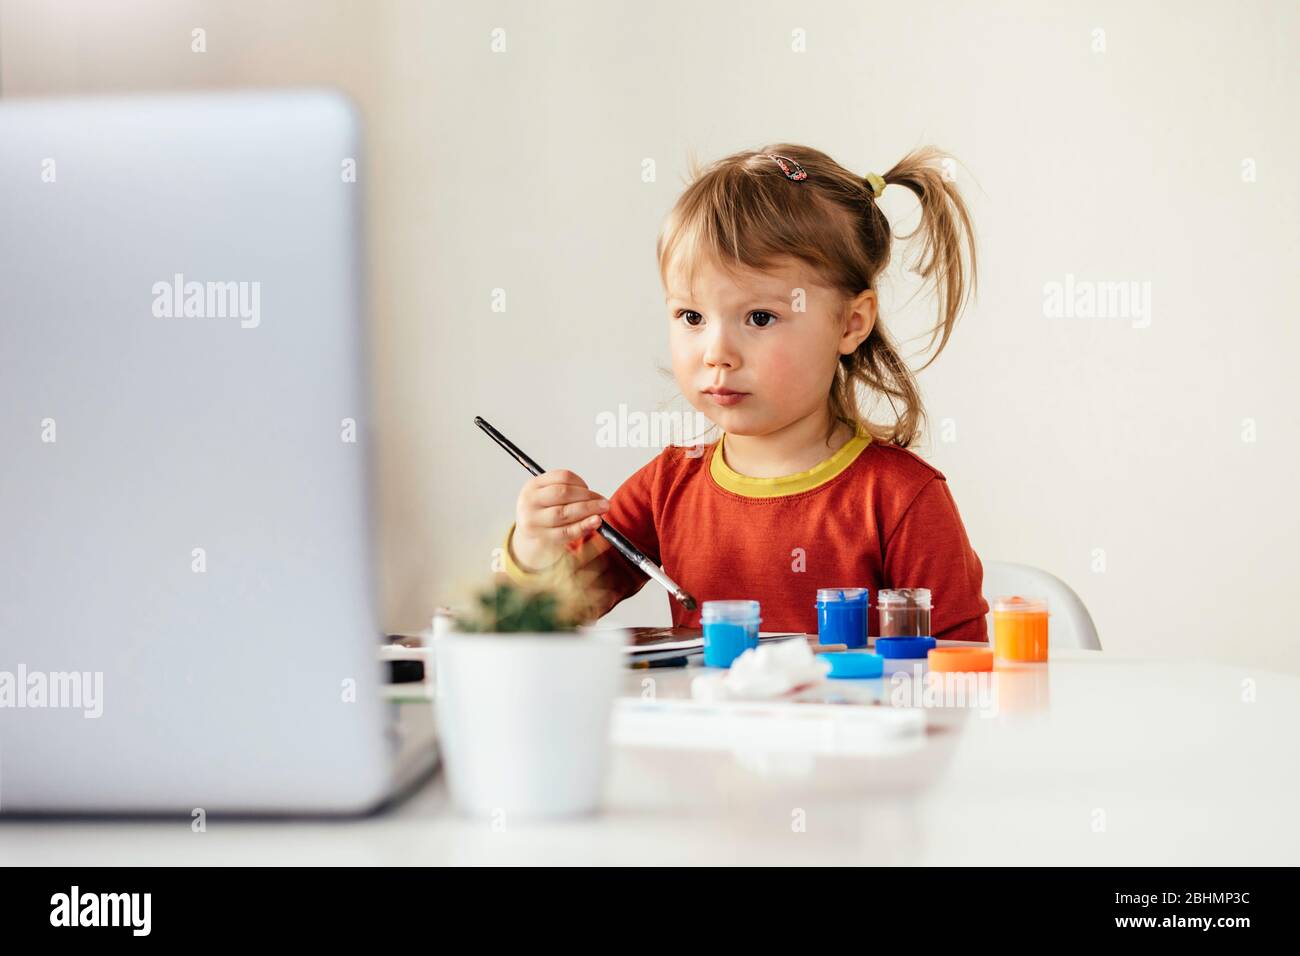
[665,294,791,308]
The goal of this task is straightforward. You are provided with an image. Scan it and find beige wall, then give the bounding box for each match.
[5,0,1298,674]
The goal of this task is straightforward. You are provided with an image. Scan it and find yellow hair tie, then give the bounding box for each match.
[864,171,886,198]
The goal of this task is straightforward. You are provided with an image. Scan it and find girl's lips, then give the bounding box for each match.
[705,391,748,407]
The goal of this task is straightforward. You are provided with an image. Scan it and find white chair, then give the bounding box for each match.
[982,561,1101,650]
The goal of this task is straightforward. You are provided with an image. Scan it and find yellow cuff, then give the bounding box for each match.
[502,523,567,587]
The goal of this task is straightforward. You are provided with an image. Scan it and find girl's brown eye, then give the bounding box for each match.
[678,310,703,326]
[749,311,777,328]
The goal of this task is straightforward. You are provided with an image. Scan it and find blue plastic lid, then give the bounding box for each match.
[818,651,884,679]
[874,636,936,659]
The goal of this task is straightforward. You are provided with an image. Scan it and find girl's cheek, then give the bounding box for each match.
[763,335,836,396]
[669,350,699,393]
[754,349,797,393]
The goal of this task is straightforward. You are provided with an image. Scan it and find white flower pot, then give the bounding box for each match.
[433,628,625,819]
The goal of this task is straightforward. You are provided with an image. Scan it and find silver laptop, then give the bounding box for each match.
[0,90,435,815]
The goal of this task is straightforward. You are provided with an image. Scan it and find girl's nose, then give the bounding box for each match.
[702,326,740,369]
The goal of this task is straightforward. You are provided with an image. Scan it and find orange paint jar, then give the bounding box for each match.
[992,596,1050,662]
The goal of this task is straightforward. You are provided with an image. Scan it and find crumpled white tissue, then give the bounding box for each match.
[691,639,831,702]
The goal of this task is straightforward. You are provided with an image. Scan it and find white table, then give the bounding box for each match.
[2,649,1296,865]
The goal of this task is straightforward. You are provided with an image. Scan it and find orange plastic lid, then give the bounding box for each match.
[927,646,994,672]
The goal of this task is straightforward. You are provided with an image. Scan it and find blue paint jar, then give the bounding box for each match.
[815,588,869,649]
[700,600,761,668]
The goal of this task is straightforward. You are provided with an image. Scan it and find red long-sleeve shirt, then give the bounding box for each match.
[503,423,988,641]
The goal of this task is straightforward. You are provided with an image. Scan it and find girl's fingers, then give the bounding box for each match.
[534,480,603,507]
[517,471,607,544]
[537,495,610,529]
[526,478,608,515]
[532,469,589,491]
[559,513,605,540]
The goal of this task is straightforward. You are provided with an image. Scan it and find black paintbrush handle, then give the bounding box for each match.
[474,416,544,476]
[596,522,647,570]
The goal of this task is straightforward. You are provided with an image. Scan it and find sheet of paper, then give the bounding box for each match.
[624,630,806,655]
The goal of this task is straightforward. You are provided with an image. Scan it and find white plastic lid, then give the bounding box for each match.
[701,599,761,623]
[815,587,869,603]
[878,588,931,608]
[993,595,1049,613]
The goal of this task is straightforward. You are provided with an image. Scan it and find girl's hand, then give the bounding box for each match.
[512,470,610,572]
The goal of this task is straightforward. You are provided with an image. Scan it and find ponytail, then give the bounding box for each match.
[881,147,978,364]
[831,146,977,446]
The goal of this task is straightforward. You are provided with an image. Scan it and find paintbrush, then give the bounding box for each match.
[474,416,699,612]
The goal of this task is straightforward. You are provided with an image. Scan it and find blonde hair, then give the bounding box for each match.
[656,144,977,447]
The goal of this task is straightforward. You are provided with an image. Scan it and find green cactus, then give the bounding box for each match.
[454,581,579,634]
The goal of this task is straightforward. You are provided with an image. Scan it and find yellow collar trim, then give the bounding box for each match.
[710,422,872,498]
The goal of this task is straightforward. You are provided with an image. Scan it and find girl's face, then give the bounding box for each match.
[666,255,873,437]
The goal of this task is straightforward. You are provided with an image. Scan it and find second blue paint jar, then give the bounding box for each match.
[815,588,869,649]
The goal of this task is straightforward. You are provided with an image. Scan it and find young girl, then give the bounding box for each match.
[501,144,987,641]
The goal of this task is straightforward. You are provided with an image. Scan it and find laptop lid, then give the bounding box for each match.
[0,90,393,814]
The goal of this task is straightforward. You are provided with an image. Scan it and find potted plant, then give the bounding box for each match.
[434,577,625,820]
